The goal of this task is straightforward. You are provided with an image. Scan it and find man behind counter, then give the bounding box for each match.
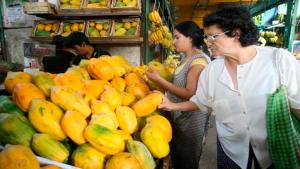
[64,31,111,65]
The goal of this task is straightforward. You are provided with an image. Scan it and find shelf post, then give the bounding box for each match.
[284,0,299,51]
[142,0,152,64]
[0,1,6,61]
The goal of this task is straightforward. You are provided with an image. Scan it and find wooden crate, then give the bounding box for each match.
[23,2,56,14]
[110,0,141,11]
[32,20,61,37]
[85,19,112,39]
[59,20,86,37]
[82,0,111,10]
[110,18,140,38]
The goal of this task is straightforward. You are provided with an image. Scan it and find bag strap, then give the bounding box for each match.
[274,48,285,86]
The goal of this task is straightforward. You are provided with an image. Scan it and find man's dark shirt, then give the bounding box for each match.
[72,48,111,65]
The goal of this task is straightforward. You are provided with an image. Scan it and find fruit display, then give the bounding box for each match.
[148,10,175,52]
[34,21,60,37]
[0,55,173,169]
[112,19,140,37]
[85,0,110,8]
[59,0,82,9]
[60,20,85,37]
[259,30,283,47]
[86,20,111,38]
[112,0,139,8]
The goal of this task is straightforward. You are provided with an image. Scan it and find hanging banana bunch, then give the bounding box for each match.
[148,10,175,52]
[148,10,163,26]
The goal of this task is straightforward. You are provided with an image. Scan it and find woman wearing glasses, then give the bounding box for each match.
[146,21,211,169]
[158,7,300,169]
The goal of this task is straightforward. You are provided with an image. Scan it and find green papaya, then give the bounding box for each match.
[126,28,136,36]
[0,96,24,115]
[35,30,50,37]
[0,113,36,146]
[88,28,100,37]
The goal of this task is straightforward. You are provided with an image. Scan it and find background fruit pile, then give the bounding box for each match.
[60,0,82,8]
[86,0,109,8]
[61,21,85,37]
[87,20,111,37]
[35,22,60,37]
[259,30,283,46]
[112,19,139,36]
[0,55,173,169]
[113,0,138,8]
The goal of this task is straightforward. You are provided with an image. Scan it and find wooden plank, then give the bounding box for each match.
[31,36,143,44]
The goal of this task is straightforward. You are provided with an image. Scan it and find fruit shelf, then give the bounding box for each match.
[30,36,143,45]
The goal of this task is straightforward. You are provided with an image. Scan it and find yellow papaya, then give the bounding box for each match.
[0,113,36,146]
[112,55,133,72]
[13,82,45,112]
[0,144,39,169]
[127,140,156,169]
[116,129,133,141]
[111,76,126,92]
[115,106,138,134]
[32,71,56,97]
[125,73,150,99]
[84,80,108,99]
[132,92,163,117]
[105,152,142,169]
[4,71,32,93]
[140,124,169,159]
[66,65,91,80]
[120,91,136,106]
[146,115,172,142]
[51,86,91,118]
[61,110,87,144]
[100,86,122,111]
[54,72,84,94]
[71,144,106,169]
[90,114,117,130]
[100,56,126,77]
[31,133,69,163]
[86,58,114,80]
[84,124,125,155]
[28,98,66,141]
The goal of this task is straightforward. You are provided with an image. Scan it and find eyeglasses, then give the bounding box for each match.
[204,30,230,42]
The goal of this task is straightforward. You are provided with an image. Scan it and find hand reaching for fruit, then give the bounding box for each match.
[145,67,162,82]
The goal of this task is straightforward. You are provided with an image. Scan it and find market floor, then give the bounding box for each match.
[199,115,217,169]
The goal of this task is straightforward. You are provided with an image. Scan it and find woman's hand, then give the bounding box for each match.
[158,93,177,111]
[145,67,162,82]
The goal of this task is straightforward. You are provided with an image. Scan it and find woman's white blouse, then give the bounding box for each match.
[190,46,300,169]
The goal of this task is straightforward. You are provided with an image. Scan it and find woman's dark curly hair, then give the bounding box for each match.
[203,6,259,47]
[175,21,205,49]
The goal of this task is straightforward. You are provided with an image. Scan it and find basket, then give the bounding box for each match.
[59,20,86,37]
[85,19,112,39]
[110,18,140,38]
[32,20,61,38]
